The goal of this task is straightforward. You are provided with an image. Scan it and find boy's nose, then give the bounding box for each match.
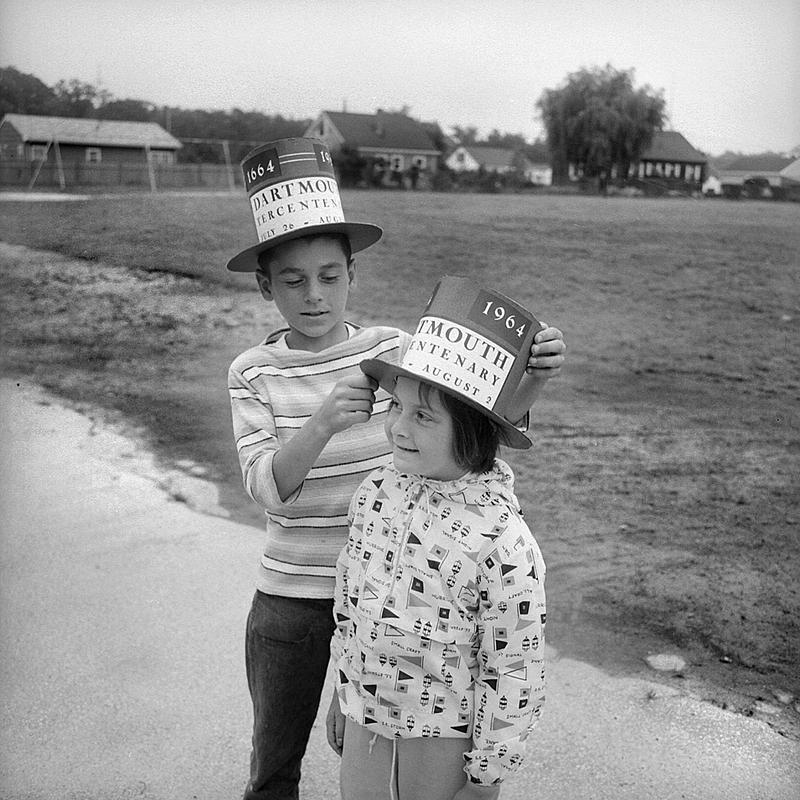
[304,279,324,303]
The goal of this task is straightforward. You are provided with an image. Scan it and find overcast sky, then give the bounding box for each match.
[2,0,798,155]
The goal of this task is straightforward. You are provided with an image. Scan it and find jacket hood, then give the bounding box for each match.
[388,458,520,512]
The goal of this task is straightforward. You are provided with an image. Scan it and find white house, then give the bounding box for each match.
[445,145,551,185]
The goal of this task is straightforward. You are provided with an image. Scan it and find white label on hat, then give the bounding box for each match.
[401,316,514,409]
[250,176,346,242]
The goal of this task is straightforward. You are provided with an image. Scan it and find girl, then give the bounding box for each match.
[327,277,550,800]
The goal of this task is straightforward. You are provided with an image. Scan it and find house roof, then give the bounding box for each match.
[723,154,794,173]
[779,157,800,182]
[460,145,518,171]
[323,110,438,152]
[0,114,182,150]
[640,130,706,163]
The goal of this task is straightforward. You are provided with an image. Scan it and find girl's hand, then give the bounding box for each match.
[451,780,501,800]
[526,324,566,375]
[326,693,346,756]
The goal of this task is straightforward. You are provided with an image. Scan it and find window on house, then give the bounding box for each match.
[148,150,174,165]
[645,162,653,176]
[85,148,102,164]
[693,165,702,181]
[390,155,404,171]
[665,163,673,178]
[30,144,49,162]
[412,156,427,168]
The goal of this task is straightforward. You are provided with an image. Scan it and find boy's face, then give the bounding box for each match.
[256,236,355,352]
[385,377,465,482]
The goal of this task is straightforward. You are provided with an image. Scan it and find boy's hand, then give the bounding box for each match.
[326,693,346,756]
[316,374,378,435]
[525,323,566,377]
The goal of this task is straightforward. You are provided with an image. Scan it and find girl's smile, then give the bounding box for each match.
[385,377,467,482]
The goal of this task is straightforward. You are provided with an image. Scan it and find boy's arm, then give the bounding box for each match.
[270,372,377,501]
[463,522,547,787]
[505,323,566,425]
[229,359,377,505]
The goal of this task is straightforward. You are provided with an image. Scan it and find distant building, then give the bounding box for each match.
[445,144,551,185]
[780,157,800,183]
[632,130,707,190]
[304,110,440,183]
[718,154,796,198]
[0,113,182,168]
[702,166,723,196]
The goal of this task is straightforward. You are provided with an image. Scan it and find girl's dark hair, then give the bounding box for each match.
[417,382,501,473]
[256,233,352,275]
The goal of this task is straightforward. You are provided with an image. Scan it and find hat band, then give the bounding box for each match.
[399,315,514,409]
[250,175,346,244]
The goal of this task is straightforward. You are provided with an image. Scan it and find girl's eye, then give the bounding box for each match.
[285,279,304,288]
[416,411,432,423]
[321,274,340,283]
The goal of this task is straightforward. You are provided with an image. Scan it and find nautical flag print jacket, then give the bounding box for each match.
[332,459,546,786]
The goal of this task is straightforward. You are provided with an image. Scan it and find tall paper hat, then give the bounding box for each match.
[361,275,543,449]
[226,137,383,272]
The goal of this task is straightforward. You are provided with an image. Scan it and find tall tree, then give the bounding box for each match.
[537,64,665,184]
[96,98,155,121]
[451,125,479,145]
[51,78,107,117]
[0,67,57,115]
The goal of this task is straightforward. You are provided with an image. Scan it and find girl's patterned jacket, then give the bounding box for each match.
[332,459,546,786]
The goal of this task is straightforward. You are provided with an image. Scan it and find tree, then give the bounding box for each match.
[451,125,479,145]
[51,78,107,117]
[537,64,666,185]
[0,66,57,115]
[96,98,155,121]
[483,129,527,150]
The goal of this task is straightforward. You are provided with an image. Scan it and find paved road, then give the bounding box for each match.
[1,379,797,800]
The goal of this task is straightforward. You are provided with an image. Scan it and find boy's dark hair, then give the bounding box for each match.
[417,382,501,474]
[256,233,353,276]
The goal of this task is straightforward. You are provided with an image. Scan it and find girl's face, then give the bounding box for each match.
[385,377,467,482]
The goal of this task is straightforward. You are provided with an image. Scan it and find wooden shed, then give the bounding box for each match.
[0,113,182,188]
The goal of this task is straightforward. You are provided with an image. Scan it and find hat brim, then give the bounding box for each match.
[226,222,383,272]
[361,358,532,450]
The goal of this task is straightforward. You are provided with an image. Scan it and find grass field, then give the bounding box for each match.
[1,189,798,732]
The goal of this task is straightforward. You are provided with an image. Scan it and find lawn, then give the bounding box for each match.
[1,188,798,730]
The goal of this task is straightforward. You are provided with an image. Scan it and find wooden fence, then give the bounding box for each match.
[0,161,243,192]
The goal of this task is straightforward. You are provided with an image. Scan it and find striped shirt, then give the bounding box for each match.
[228,323,411,599]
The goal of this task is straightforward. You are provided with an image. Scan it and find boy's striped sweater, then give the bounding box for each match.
[228,323,411,599]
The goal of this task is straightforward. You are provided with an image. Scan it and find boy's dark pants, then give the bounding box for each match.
[243,591,335,800]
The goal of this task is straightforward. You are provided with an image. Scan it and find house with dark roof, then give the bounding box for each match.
[0,114,182,169]
[304,110,440,186]
[717,154,797,199]
[445,144,552,185]
[631,130,708,191]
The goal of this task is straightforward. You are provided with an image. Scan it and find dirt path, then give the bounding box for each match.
[1,241,798,740]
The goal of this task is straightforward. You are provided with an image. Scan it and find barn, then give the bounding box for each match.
[0,113,182,188]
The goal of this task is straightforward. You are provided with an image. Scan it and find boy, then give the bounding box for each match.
[226,138,565,799]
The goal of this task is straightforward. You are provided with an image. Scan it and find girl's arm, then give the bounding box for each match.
[462,519,547,787]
